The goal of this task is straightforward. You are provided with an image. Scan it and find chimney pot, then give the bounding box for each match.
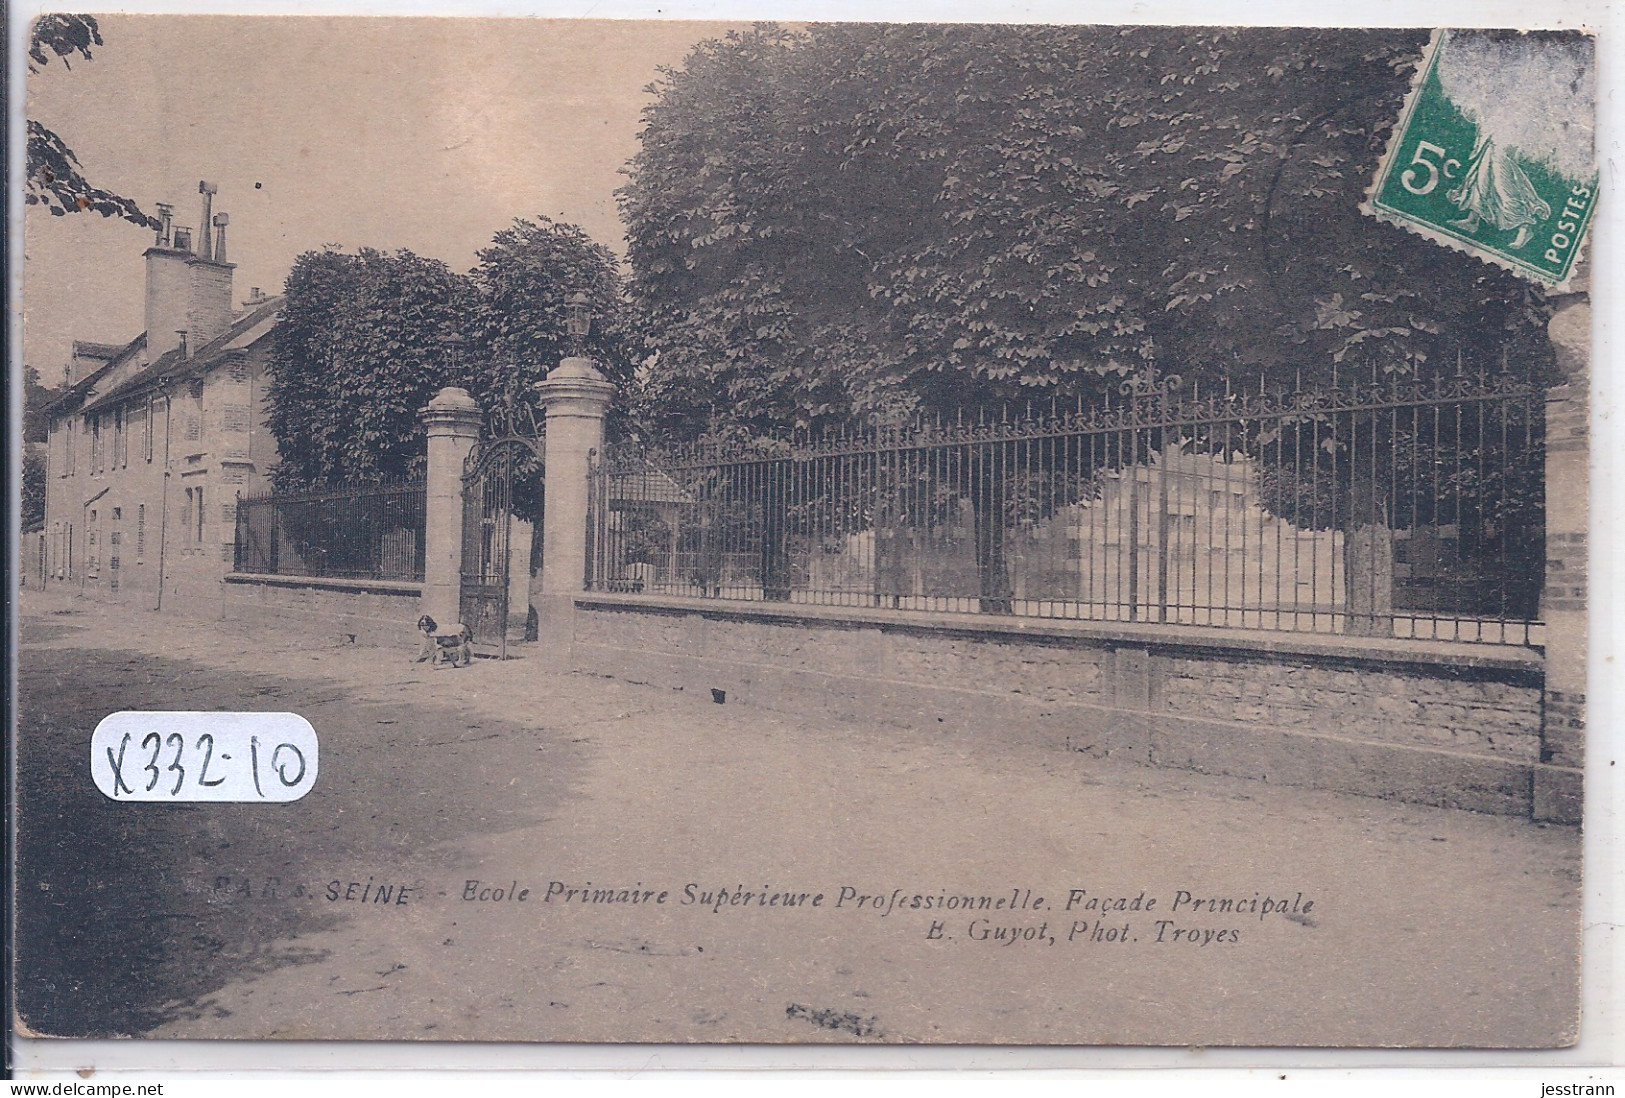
[212,212,229,263]
[197,181,218,259]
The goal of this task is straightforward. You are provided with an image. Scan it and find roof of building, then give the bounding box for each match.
[41,336,146,418]
[71,340,126,361]
[74,294,284,417]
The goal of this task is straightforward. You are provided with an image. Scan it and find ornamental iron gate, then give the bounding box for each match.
[460,433,544,659]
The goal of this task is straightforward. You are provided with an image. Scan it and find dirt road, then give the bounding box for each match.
[13,590,1581,1046]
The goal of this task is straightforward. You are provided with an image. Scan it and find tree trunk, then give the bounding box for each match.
[973,461,1014,615]
[873,520,908,608]
[1344,470,1393,637]
[758,459,792,601]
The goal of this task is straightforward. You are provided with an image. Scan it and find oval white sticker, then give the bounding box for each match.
[91,712,318,802]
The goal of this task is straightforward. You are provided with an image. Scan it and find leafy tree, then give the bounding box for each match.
[266,220,627,501]
[620,24,1558,613]
[465,217,630,524]
[21,454,48,533]
[623,24,1555,428]
[20,366,65,533]
[22,366,64,444]
[267,248,482,488]
[467,217,631,423]
[27,15,156,227]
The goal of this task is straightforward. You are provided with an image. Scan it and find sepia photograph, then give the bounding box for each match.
[9,11,1599,1054]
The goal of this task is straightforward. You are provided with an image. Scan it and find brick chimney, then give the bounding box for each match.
[143,181,235,361]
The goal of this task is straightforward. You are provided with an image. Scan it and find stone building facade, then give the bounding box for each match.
[41,185,282,617]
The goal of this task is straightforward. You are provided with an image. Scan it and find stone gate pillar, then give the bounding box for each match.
[420,387,482,628]
[1535,264,1589,824]
[534,357,616,645]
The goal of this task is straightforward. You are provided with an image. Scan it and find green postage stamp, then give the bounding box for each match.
[1366,28,1596,287]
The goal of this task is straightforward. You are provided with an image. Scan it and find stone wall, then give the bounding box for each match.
[1157,656,1541,761]
[569,594,1559,818]
[221,574,422,648]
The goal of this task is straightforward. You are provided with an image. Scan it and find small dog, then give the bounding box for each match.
[415,615,472,667]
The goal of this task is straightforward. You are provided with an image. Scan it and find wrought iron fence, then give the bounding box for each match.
[589,361,1545,645]
[235,479,427,583]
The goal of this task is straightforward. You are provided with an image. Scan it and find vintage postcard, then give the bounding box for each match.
[12,15,1595,1052]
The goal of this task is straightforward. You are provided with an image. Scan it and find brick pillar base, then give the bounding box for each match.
[1536,287,1589,824]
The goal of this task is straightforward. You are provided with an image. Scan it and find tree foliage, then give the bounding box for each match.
[620,24,1557,440]
[266,219,627,490]
[20,366,64,533]
[22,366,64,444]
[267,249,477,487]
[467,217,631,418]
[27,15,156,228]
[21,453,48,533]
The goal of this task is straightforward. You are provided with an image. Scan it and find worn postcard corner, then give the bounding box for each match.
[1363,27,1598,290]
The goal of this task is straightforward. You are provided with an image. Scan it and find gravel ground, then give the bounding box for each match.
[12,589,1582,1046]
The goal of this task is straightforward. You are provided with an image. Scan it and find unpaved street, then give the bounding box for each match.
[13,590,1581,1046]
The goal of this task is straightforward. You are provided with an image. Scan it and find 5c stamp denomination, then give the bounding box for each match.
[1365,29,1596,286]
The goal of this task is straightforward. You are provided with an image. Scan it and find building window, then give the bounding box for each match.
[187,380,205,444]
[114,407,125,468]
[144,398,155,462]
[91,415,102,474]
[184,487,207,545]
[137,504,146,563]
[183,380,203,445]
